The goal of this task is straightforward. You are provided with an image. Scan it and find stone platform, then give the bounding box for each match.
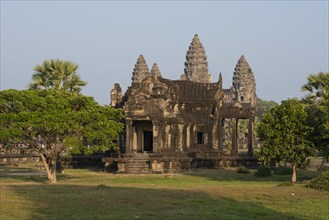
[102,152,260,174]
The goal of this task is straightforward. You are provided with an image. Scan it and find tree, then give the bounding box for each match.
[302,72,329,159]
[28,59,87,93]
[0,89,123,183]
[256,99,315,183]
[256,98,278,120]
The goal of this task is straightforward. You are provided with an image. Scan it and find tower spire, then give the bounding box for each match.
[151,63,162,78]
[132,55,150,83]
[232,55,256,104]
[183,34,211,83]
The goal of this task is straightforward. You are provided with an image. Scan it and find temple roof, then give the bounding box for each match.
[158,77,217,102]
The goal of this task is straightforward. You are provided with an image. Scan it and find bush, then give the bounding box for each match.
[274,166,292,175]
[318,165,329,171]
[254,166,272,177]
[306,171,329,191]
[236,166,250,174]
[278,181,293,187]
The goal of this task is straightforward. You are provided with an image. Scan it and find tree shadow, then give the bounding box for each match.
[3,184,308,220]
[184,168,320,184]
[0,167,80,184]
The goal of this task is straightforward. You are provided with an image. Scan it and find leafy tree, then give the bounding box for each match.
[302,72,329,159]
[256,98,278,120]
[0,89,123,183]
[28,59,87,93]
[256,99,315,183]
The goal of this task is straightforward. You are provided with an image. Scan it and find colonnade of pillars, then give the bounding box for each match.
[125,119,161,154]
[125,117,255,155]
[218,117,255,155]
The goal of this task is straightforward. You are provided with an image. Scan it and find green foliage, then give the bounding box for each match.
[254,166,272,177]
[256,99,315,167]
[257,98,278,113]
[274,166,292,175]
[277,181,293,187]
[236,166,250,174]
[318,165,329,172]
[302,72,329,103]
[28,59,87,94]
[302,72,329,160]
[0,89,124,158]
[306,171,329,191]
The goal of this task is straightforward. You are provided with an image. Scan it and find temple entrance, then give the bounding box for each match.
[133,120,153,153]
[143,131,153,152]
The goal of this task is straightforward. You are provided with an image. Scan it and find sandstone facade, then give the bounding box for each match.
[109,34,258,173]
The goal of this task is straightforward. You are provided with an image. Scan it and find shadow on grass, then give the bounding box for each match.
[0,167,80,184]
[185,168,320,183]
[3,184,304,220]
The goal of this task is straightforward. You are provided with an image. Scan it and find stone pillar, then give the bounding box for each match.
[186,124,191,149]
[125,119,133,154]
[152,120,161,153]
[191,124,196,147]
[218,118,224,150]
[165,125,171,149]
[217,117,224,150]
[212,123,218,149]
[137,127,142,153]
[248,117,255,155]
[231,118,238,156]
[177,124,184,151]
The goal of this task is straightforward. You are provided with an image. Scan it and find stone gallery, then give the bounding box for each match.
[108,34,258,173]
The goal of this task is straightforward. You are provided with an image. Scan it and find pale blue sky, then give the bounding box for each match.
[1,1,328,104]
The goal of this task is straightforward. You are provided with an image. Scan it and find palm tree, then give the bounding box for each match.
[28,59,87,93]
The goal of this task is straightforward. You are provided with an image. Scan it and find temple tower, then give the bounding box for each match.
[232,55,256,105]
[132,55,150,83]
[183,34,211,83]
[110,83,123,107]
[151,63,162,78]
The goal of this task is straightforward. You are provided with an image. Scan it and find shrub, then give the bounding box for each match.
[236,166,250,174]
[254,166,272,177]
[306,171,329,191]
[274,166,292,175]
[318,165,329,172]
[278,181,293,187]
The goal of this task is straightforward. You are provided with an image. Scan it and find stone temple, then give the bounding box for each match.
[108,34,258,173]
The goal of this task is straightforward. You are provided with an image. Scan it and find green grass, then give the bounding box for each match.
[1,166,328,220]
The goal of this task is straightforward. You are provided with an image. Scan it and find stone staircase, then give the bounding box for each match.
[126,153,151,174]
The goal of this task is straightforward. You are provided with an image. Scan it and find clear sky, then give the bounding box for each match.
[1,1,328,105]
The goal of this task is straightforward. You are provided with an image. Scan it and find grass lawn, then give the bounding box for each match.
[1,165,328,220]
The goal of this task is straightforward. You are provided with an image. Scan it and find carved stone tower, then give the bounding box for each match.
[151,63,162,78]
[232,55,256,105]
[132,55,150,83]
[110,83,123,107]
[183,34,211,83]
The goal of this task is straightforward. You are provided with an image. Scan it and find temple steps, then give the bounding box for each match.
[126,153,151,174]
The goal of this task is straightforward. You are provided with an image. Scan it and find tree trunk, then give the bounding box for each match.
[291,163,297,183]
[40,153,57,184]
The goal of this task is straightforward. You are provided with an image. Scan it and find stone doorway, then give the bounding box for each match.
[133,120,153,153]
